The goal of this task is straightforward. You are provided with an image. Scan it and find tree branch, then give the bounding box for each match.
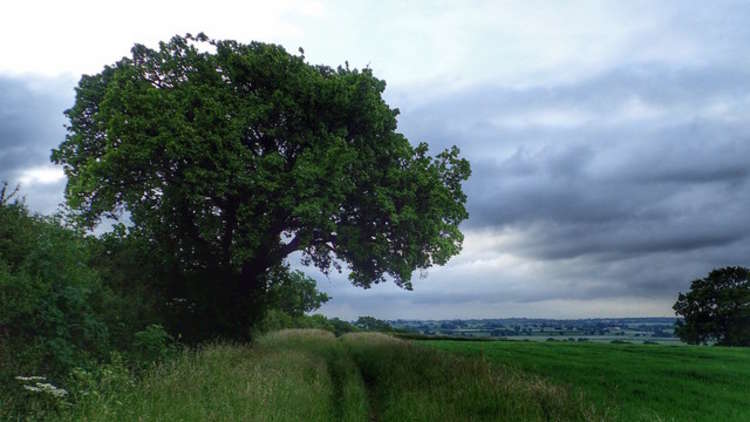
[279,233,302,258]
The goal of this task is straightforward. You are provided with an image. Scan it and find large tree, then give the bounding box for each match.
[52,34,470,339]
[673,266,750,346]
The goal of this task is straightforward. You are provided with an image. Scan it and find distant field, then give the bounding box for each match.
[423,339,750,421]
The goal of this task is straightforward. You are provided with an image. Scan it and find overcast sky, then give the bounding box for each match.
[2,1,749,320]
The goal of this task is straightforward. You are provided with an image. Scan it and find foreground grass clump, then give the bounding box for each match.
[68,329,369,421]
[342,333,605,421]
[425,339,750,421]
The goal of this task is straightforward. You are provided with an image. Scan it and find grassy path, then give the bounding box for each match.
[341,332,602,421]
[66,330,607,421]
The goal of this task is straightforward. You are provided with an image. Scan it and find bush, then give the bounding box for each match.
[68,352,134,405]
[253,309,296,335]
[253,309,358,338]
[0,192,169,418]
[0,200,112,417]
[86,224,169,350]
[132,324,176,366]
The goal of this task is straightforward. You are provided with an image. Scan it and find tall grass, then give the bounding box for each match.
[342,333,606,421]
[66,330,609,421]
[67,329,369,421]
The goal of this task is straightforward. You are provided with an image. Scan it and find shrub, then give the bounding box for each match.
[0,193,167,418]
[252,309,359,339]
[0,200,112,417]
[132,324,175,366]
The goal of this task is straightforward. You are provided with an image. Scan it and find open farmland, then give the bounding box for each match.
[424,339,750,421]
[56,329,750,421]
[62,330,603,421]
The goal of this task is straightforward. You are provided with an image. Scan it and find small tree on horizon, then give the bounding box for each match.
[673,266,750,346]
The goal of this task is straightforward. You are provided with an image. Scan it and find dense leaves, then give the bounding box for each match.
[0,197,109,384]
[266,267,330,317]
[354,316,393,332]
[52,34,470,338]
[673,267,750,346]
[0,188,180,418]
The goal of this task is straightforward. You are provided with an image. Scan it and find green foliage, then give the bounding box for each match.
[673,266,750,346]
[253,308,296,334]
[329,317,358,337]
[85,223,172,349]
[132,324,176,365]
[0,197,109,417]
[52,33,471,339]
[0,199,110,398]
[354,315,393,332]
[68,352,135,405]
[253,308,357,337]
[0,188,173,419]
[266,267,330,317]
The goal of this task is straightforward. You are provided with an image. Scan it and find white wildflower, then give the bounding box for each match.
[18,377,69,398]
[35,382,69,397]
[15,375,46,382]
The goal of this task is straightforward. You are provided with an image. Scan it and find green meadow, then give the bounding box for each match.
[424,339,750,421]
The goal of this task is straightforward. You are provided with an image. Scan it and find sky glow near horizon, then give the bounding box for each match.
[1,1,749,320]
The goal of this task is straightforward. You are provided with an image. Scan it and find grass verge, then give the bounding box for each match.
[67,329,368,421]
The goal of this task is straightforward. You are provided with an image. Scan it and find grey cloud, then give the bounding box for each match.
[308,232,749,319]
[0,76,73,174]
[299,62,750,319]
[0,76,74,213]
[394,66,750,261]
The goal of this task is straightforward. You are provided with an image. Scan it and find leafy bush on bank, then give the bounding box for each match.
[0,191,173,419]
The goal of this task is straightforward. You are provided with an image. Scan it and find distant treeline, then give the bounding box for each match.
[390,317,679,339]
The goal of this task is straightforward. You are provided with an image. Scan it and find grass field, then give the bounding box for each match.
[424,339,750,421]
[66,330,599,421]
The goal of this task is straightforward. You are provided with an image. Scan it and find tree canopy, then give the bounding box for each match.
[673,266,750,346]
[52,34,471,339]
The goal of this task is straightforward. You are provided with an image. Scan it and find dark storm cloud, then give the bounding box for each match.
[0,77,73,173]
[396,65,750,260]
[311,63,750,319]
[0,76,74,213]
